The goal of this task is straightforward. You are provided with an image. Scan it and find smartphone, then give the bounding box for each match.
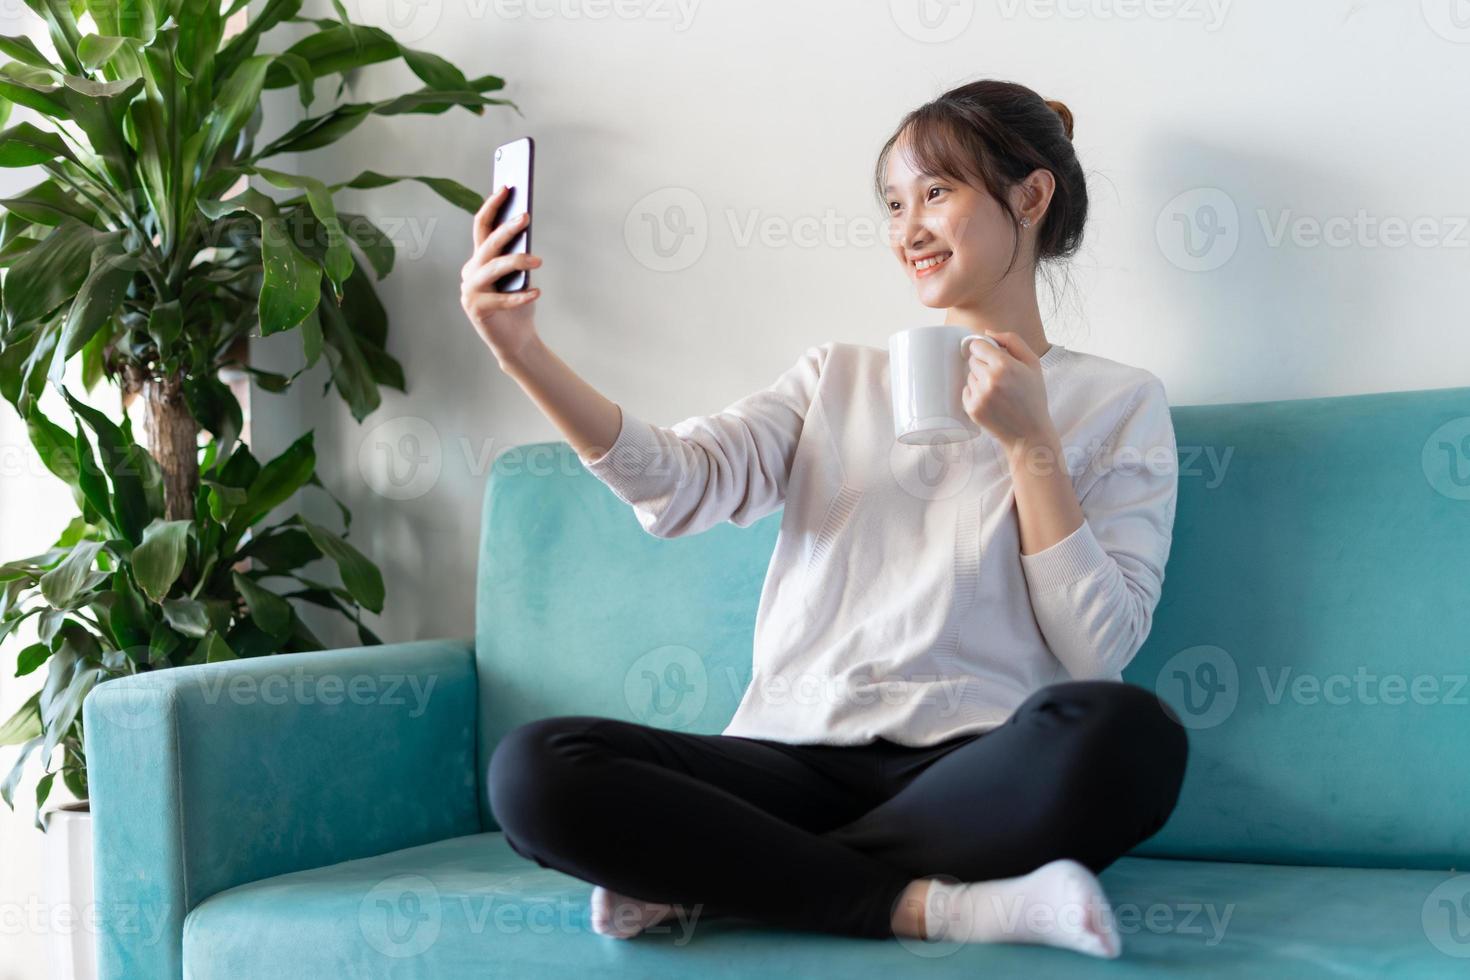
[490,136,534,293]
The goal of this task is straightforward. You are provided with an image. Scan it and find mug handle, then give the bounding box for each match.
[961,334,1001,356]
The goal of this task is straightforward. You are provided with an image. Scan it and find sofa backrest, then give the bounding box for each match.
[476,384,1470,871]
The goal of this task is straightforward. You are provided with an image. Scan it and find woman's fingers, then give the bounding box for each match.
[462,208,530,277]
[472,185,511,250]
[462,251,541,294]
[463,287,540,318]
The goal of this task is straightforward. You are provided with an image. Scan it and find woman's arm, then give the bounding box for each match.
[496,336,625,465]
[1015,379,1180,679]
[459,186,621,461]
[460,187,824,537]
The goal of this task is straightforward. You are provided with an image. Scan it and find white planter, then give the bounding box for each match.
[41,802,96,980]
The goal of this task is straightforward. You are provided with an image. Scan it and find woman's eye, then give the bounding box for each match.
[928,186,946,200]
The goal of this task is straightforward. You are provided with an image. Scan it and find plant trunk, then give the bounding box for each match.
[143,372,199,521]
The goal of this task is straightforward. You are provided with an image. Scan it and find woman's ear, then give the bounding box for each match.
[1014,169,1057,225]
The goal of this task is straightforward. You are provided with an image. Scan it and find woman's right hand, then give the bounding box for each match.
[460,184,543,363]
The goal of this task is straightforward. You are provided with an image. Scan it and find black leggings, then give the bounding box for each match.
[487,679,1188,940]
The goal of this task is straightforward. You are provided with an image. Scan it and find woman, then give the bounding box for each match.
[460,79,1187,959]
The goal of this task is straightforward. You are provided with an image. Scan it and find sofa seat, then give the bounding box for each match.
[181,832,1462,978]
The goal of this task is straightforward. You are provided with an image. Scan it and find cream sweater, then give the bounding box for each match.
[581,340,1179,746]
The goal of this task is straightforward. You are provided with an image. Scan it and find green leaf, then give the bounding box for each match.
[338,170,481,213]
[24,0,85,74]
[231,571,291,638]
[273,51,314,108]
[132,519,190,600]
[316,293,378,422]
[86,0,150,39]
[340,260,389,348]
[203,478,248,524]
[38,539,103,608]
[253,102,371,157]
[72,424,115,533]
[217,0,303,79]
[0,122,75,167]
[0,179,101,227]
[41,662,102,763]
[129,444,166,521]
[58,77,144,193]
[0,65,71,118]
[338,212,394,278]
[159,597,209,637]
[2,736,43,809]
[299,516,383,614]
[199,55,270,172]
[148,620,181,665]
[60,388,152,543]
[0,324,52,416]
[35,772,55,817]
[15,642,50,677]
[243,366,290,392]
[255,167,352,296]
[264,24,400,88]
[0,692,41,746]
[1,221,109,331]
[298,304,322,368]
[77,35,131,70]
[79,325,106,391]
[237,527,319,570]
[106,568,151,650]
[199,188,322,334]
[145,298,181,353]
[237,431,314,528]
[253,89,507,159]
[25,404,83,496]
[198,631,237,663]
[211,441,260,489]
[50,241,138,382]
[182,372,242,460]
[0,34,59,71]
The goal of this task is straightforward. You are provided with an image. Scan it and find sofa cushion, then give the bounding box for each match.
[181,831,1469,978]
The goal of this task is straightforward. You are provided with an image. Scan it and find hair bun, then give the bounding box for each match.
[1045,99,1074,141]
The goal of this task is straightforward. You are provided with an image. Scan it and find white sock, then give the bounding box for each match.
[922,858,1121,959]
[589,885,675,939]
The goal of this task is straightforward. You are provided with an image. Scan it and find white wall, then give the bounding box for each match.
[254,0,1470,653]
[4,2,1470,976]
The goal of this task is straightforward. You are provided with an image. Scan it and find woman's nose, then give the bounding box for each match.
[898,214,928,253]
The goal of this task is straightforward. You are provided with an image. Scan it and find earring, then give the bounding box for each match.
[1020,217,1032,228]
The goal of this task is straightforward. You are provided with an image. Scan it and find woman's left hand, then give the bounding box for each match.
[961,330,1058,454]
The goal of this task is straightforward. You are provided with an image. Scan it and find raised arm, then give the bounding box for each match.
[458,186,623,461]
[458,189,828,538]
[576,343,827,537]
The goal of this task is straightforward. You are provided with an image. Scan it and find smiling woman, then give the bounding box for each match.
[473,72,1182,959]
[874,79,1087,312]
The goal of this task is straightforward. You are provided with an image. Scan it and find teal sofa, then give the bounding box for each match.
[84,382,1470,978]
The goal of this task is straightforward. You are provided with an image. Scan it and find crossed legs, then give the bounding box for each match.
[487,680,1188,947]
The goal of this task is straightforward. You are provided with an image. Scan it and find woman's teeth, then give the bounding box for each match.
[914,252,952,273]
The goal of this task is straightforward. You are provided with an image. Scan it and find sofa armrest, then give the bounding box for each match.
[82,637,480,980]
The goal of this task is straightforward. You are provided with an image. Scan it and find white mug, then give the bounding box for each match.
[888,325,1002,445]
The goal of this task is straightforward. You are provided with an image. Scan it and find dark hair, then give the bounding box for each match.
[873,79,1088,281]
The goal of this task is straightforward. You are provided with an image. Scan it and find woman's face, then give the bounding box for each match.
[884,140,1027,309]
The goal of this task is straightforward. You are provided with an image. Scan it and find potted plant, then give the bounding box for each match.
[0,3,513,972]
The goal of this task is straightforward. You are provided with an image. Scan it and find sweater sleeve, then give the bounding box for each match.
[1018,377,1179,680]
[579,342,828,539]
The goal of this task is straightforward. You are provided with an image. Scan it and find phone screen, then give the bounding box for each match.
[491,136,534,292]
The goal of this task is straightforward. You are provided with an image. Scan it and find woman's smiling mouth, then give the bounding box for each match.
[912,251,953,277]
